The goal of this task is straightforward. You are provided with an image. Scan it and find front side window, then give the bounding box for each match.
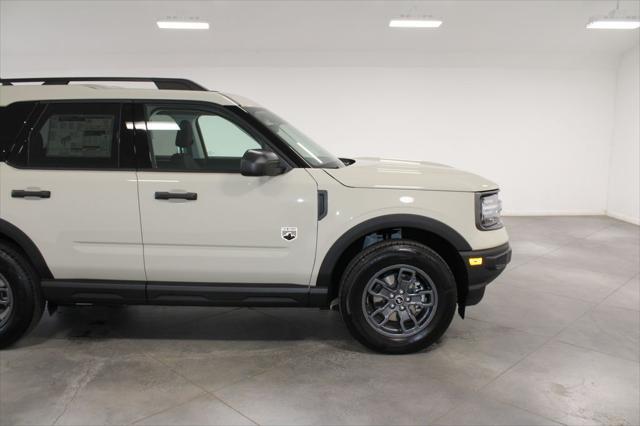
[29,103,120,168]
[144,105,262,172]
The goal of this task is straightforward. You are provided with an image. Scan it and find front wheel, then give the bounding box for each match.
[340,240,457,354]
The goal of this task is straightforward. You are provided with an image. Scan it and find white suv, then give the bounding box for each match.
[0,77,510,353]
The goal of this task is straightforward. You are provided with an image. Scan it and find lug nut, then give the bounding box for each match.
[400,306,405,311]
[399,290,404,294]
[390,304,396,309]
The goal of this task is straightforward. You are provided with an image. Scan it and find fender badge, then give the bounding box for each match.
[281,227,298,241]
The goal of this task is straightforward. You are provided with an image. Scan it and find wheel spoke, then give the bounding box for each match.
[406,307,420,328]
[398,309,413,333]
[370,301,390,317]
[376,307,394,327]
[407,290,434,307]
[367,279,394,299]
[397,267,417,290]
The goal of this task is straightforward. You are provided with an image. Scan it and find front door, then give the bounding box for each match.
[134,102,319,285]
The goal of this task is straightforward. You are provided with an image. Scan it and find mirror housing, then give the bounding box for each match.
[240,149,285,177]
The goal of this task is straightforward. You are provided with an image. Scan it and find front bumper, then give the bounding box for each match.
[459,242,511,305]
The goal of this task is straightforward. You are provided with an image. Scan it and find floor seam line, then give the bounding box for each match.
[51,361,101,426]
[129,392,206,425]
[140,350,261,425]
[552,339,639,364]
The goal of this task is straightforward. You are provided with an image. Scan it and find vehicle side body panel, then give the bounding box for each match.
[136,169,319,284]
[0,164,145,280]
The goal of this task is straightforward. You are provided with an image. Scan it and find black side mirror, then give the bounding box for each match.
[240,149,285,177]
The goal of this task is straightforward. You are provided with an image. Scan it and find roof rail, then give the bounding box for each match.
[0,77,208,91]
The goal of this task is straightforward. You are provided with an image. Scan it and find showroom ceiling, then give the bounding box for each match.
[1,0,639,68]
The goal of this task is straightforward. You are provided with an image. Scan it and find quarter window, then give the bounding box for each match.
[0,102,37,161]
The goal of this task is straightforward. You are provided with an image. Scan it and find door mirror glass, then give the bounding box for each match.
[240,149,285,176]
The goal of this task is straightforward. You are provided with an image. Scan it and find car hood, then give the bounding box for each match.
[324,157,498,192]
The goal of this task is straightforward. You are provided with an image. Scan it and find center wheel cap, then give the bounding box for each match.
[395,296,405,305]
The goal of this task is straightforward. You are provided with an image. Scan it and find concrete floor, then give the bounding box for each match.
[1,216,638,426]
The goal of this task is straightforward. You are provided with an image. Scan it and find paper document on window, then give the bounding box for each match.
[46,115,113,158]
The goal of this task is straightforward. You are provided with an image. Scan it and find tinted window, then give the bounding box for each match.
[0,102,37,161]
[198,115,260,158]
[144,105,262,172]
[29,103,120,168]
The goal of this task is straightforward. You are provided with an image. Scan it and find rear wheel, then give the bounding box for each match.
[0,242,44,349]
[340,240,457,354]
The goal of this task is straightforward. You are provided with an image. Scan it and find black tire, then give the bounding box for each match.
[339,239,457,354]
[0,242,44,349]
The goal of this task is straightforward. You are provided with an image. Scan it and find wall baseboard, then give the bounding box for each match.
[503,210,606,217]
[503,210,639,225]
[605,211,640,225]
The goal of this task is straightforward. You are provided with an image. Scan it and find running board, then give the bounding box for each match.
[41,280,328,308]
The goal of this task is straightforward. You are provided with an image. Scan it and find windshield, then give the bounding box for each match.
[246,107,343,168]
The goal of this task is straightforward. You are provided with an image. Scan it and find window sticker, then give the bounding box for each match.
[44,114,113,158]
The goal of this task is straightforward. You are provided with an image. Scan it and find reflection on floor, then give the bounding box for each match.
[1,216,638,425]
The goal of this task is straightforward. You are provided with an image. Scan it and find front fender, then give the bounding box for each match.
[315,213,471,289]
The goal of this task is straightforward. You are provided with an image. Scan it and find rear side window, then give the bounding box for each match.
[28,103,121,168]
[0,102,37,161]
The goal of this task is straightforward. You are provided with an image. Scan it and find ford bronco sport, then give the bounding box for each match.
[0,77,511,353]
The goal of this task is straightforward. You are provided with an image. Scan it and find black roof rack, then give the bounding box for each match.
[0,77,208,91]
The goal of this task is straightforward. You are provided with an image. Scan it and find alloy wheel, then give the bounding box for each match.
[0,273,14,329]
[362,264,438,338]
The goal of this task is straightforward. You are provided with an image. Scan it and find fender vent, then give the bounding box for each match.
[318,190,328,221]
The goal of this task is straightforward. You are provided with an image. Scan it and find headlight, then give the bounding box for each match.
[476,191,503,230]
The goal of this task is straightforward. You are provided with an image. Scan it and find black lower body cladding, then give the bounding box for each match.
[460,243,512,305]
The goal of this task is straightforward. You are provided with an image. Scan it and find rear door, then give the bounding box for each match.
[0,101,145,281]
[134,102,319,285]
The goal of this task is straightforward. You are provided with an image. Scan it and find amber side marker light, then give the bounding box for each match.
[469,257,483,266]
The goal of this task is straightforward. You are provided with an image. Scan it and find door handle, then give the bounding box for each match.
[11,190,51,199]
[154,191,197,201]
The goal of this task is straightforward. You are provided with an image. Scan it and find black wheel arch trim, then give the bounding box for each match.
[315,214,472,289]
[0,218,53,279]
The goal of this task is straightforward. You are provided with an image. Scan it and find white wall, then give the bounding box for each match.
[607,45,640,225]
[0,60,618,216]
[187,66,616,215]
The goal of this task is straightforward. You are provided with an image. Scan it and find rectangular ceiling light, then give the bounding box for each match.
[157,21,210,30]
[389,19,442,28]
[587,18,640,29]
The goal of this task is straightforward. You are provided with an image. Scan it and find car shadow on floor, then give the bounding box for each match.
[16,304,389,354]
